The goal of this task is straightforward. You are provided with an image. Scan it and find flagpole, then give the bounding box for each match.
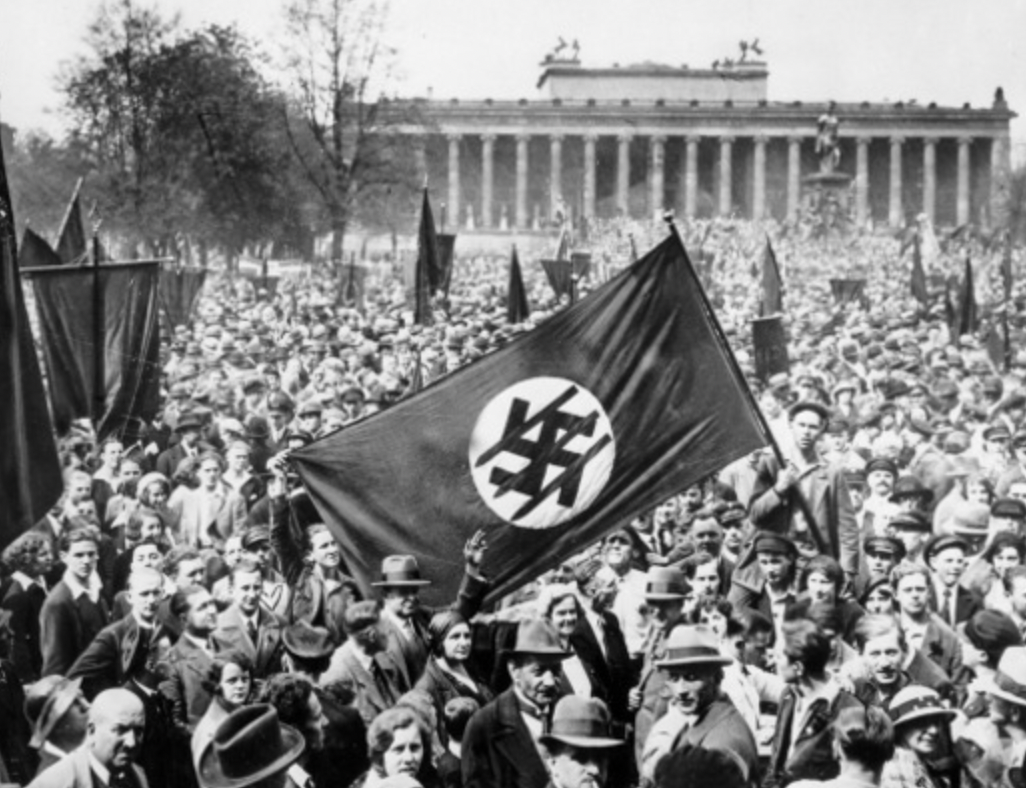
[91,231,105,427]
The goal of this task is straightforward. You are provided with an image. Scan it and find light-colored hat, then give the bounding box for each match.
[987,646,1026,708]
[888,685,957,728]
[371,555,431,587]
[655,625,732,668]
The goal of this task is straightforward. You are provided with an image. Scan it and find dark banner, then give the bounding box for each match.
[437,233,456,294]
[409,189,439,324]
[159,268,206,331]
[0,140,63,546]
[19,228,62,268]
[752,315,790,381]
[292,233,769,606]
[56,188,88,265]
[760,239,783,315]
[541,258,573,300]
[33,263,162,442]
[507,247,529,324]
[829,278,868,308]
[338,263,366,311]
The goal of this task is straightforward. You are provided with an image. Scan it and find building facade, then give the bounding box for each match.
[401,58,1015,231]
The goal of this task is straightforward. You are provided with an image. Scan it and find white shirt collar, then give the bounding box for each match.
[64,570,102,604]
[13,571,45,592]
[89,752,111,786]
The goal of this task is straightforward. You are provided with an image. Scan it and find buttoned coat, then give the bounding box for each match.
[213,604,284,678]
[671,698,760,782]
[461,688,549,788]
[159,635,217,733]
[167,484,246,549]
[319,641,408,727]
[68,614,170,699]
[39,580,110,677]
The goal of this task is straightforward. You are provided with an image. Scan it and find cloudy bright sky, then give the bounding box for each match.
[1,0,1024,161]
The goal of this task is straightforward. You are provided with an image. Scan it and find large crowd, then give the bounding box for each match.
[4,216,1026,788]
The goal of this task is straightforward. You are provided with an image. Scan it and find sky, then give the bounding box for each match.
[1,0,1024,162]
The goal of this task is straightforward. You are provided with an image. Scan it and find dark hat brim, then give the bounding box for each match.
[198,722,305,788]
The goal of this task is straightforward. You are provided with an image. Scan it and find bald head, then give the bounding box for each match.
[89,689,145,771]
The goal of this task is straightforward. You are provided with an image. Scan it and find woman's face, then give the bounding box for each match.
[550,595,578,638]
[806,572,836,604]
[442,623,472,664]
[865,588,895,616]
[698,609,727,640]
[968,481,992,505]
[900,717,944,757]
[382,723,423,777]
[219,662,252,707]
[146,483,169,508]
[30,543,54,577]
[994,546,1022,579]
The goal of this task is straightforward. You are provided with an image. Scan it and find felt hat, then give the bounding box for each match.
[508,618,571,658]
[24,676,83,749]
[643,567,689,601]
[281,621,335,660]
[888,686,957,728]
[888,510,931,533]
[655,625,732,668]
[174,413,204,433]
[538,696,622,749]
[198,705,305,788]
[371,555,431,587]
[890,476,934,504]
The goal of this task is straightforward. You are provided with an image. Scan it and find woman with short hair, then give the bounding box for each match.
[191,650,255,771]
[359,706,437,787]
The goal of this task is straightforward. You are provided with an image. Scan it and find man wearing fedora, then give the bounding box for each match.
[629,567,689,765]
[749,401,860,578]
[197,704,306,788]
[640,625,758,785]
[375,529,489,687]
[155,413,210,481]
[539,696,622,788]
[23,675,90,778]
[28,688,148,788]
[462,618,571,788]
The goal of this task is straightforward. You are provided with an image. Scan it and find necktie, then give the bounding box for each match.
[247,620,258,645]
[943,588,954,626]
[110,769,133,788]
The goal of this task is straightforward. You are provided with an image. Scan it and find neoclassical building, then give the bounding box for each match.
[402,56,1015,230]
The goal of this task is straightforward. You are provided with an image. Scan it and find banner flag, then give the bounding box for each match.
[0,138,63,545]
[32,263,161,442]
[507,246,530,324]
[19,228,62,268]
[291,231,770,605]
[541,258,573,300]
[437,233,456,295]
[409,189,438,324]
[338,262,366,311]
[829,278,868,308]
[760,237,783,315]
[56,179,88,265]
[911,234,929,306]
[752,315,791,380]
[956,257,978,337]
[159,267,207,330]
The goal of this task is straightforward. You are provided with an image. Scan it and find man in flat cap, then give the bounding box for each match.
[750,401,859,579]
[924,533,982,629]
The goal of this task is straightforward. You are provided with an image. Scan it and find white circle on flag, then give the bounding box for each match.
[468,377,616,529]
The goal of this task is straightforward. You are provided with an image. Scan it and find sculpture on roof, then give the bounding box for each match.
[816,101,841,174]
[543,37,580,64]
[738,38,763,62]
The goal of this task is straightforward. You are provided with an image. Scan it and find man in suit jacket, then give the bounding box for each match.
[27,688,148,788]
[690,511,735,596]
[40,529,110,677]
[748,401,860,577]
[167,451,245,550]
[154,414,206,481]
[69,568,171,700]
[924,533,982,629]
[639,626,759,785]
[375,531,489,687]
[319,601,408,726]
[213,560,284,678]
[893,561,964,681]
[538,696,623,788]
[159,585,221,734]
[463,619,571,788]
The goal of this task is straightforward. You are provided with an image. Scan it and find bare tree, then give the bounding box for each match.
[281,0,419,262]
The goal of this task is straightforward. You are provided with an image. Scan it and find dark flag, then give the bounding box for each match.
[911,233,929,307]
[32,262,162,442]
[291,231,770,606]
[570,252,592,281]
[1002,230,1014,302]
[338,262,366,311]
[760,237,783,315]
[507,246,530,324]
[437,233,456,295]
[159,267,207,330]
[752,315,790,380]
[410,189,438,325]
[19,228,62,268]
[829,278,868,308]
[955,257,978,338]
[407,348,425,396]
[56,179,89,265]
[0,137,63,545]
[541,258,574,301]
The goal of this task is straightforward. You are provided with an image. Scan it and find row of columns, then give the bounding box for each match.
[436,132,981,228]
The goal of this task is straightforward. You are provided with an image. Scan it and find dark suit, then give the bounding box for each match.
[213,605,284,678]
[765,687,862,788]
[155,443,202,481]
[160,635,217,733]
[39,580,110,677]
[928,582,982,629]
[918,614,964,681]
[69,614,170,700]
[671,698,759,782]
[124,679,189,788]
[462,688,549,788]
[569,610,634,724]
[2,579,46,681]
[320,641,408,726]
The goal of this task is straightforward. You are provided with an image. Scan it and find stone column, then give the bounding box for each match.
[855,137,871,226]
[957,136,972,226]
[515,134,530,229]
[786,136,802,221]
[889,136,904,227]
[719,136,734,216]
[617,134,632,216]
[649,135,666,218]
[447,134,461,228]
[414,135,427,184]
[549,134,564,220]
[991,133,1011,221]
[481,134,495,229]
[753,135,768,220]
[583,134,597,220]
[684,136,700,218]
[923,137,938,224]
